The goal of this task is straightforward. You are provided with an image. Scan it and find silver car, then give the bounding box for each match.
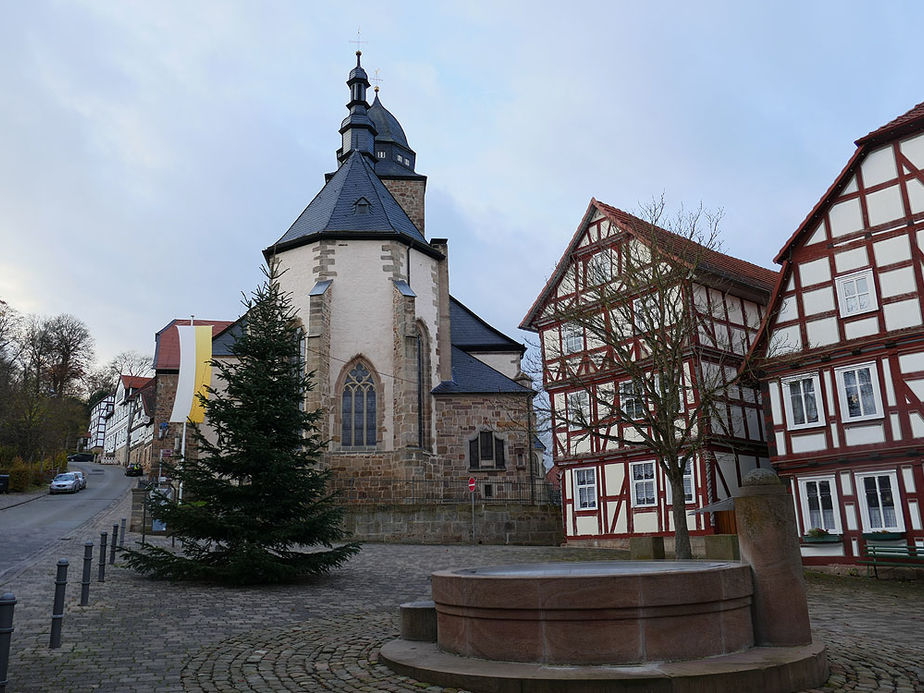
[73,471,87,490]
[49,472,80,494]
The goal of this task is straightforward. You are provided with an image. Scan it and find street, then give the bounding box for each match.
[0,462,133,583]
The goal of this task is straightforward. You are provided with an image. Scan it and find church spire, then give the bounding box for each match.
[337,51,377,165]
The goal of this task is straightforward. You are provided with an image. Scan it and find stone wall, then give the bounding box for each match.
[382,178,426,234]
[343,503,563,545]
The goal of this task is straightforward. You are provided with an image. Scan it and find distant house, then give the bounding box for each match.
[521,199,777,548]
[103,375,153,466]
[755,101,924,564]
[88,394,114,460]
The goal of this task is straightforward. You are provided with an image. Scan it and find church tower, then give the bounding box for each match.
[263,54,547,524]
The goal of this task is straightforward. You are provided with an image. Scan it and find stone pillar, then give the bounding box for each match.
[734,468,812,646]
[430,239,452,383]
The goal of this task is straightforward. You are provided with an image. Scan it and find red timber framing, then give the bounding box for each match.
[522,199,776,546]
[754,101,924,565]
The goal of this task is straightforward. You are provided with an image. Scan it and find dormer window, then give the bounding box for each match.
[377,151,385,158]
[353,197,371,215]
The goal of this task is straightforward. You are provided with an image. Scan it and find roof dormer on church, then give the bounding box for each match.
[369,90,422,180]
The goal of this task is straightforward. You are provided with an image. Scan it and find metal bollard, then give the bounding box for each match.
[0,592,15,692]
[109,524,118,565]
[80,541,93,606]
[119,518,126,548]
[98,532,107,582]
[49,559,68,649]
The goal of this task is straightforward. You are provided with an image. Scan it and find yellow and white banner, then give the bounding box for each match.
[169,324,212,424]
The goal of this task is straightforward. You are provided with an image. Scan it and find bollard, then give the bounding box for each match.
[119,518,126,548]
[0,592,15,692]
[98,532,107,583]
[80,541,93,606]
[109,524,118,565]
[49,559,68,649]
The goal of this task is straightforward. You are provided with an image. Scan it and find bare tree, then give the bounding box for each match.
[543,197,767,559]
[107,350,154,378]
[45,314,95,397]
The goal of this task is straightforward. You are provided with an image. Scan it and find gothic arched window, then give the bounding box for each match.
[341,363,376,447]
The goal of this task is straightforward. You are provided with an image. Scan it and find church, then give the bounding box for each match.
[259,52,554,540]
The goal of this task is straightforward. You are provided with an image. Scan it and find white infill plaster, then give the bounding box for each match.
[769,325,802,354]
[806,222,827,245]
[843,424,885,446]
[908,179,924,215]
[879,266,916,298]
[884,298,922,331]
[873,234,911,267]
[790,432,827,453]
[862,145,898,187]
[834,246,869,274]
[828,198,864,237]
[844,317,878,341]
[899,351,924,374]
[802,287,835,315]
[805,317,839,347]
[799,257,832,286]
[866,185,905,228]
[777,296,798,323]
[901,132,924,169]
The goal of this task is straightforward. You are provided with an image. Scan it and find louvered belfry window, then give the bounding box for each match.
[342,363,376,447]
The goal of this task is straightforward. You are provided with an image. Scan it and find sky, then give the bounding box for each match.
[1,1,922,370]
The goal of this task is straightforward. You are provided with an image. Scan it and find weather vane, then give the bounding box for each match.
[372,68,383,92]
[349,27,367,52]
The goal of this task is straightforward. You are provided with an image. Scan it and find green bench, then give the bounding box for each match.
[859,543,924,578]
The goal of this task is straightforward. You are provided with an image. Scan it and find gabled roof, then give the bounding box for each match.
[432,346,532,395]
[121,375,153,392]
[520,198,777,331]
[265,150,437,257]
[154,319,235,371]
[450,296,524,354]
[774,100,924,265]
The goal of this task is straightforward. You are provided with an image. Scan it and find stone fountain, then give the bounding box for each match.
[381,469,829,692]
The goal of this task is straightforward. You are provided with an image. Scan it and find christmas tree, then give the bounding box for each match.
[122,264,360,584]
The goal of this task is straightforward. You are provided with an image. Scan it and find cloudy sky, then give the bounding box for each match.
[1,1,921,368]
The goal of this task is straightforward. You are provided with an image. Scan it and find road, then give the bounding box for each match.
[0,462,133,583]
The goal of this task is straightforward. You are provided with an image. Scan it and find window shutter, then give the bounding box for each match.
[469,439,479,469]
[495,437,506,468]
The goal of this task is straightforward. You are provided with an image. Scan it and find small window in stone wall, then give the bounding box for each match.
[469,431,506,469]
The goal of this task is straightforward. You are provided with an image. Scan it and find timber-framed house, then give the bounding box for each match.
[522,199,776,547]
[756,102,924,565]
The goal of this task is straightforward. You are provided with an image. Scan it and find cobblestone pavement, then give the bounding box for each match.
[2,491,923,692]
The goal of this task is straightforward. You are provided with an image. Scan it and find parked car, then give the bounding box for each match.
[49,472,81,494]
[67,452,94,463]
[124,463,143,477]
[73,471,87,490]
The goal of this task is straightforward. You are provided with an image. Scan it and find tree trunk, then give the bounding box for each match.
[671,473,693,559]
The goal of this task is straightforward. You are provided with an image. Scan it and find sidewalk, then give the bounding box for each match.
[2,492,923,692]
[0,488,47,511]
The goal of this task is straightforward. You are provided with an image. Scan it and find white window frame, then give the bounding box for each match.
[834,362,883,422]
[797,475,841,533]
[633,293,659,332]
[619,381,645,419]
[629,460,657,507]
[835,269,877,318]
[665,459,695,505]
[780,373,824,430]
[567,390,590,431]
[562,324,584,355]
[855,471,904,532]
[574,467,597,510]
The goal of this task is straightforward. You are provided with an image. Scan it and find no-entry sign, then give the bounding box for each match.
[468,477,476,492]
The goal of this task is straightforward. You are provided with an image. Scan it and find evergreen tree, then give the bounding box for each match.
[122,265,360,584]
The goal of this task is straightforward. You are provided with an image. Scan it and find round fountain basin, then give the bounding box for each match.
[431,560,753,665]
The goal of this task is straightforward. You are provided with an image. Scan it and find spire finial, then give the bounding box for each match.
[372,68,383,93]
[350,26,366,54]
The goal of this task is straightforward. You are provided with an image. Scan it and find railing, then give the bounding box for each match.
[328,477,560,506]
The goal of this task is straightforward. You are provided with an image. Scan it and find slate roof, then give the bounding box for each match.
[450,297,525,353]
[266,151,432,255]
[520,198,778,331]
[212,318,245,358]
[153,319,235,371]
[432,346,532,395]
[368,94,409,147]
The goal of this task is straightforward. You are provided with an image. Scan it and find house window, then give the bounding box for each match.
[469,431,506,469]
[633,293,659,331]
[666,459,695,504]
[630,461,657,506]
[563,324,583,354]
[836,269,877,317]
[619,381,644,419]
[575,468,597,509]
[835,363,882,421]
[377,150,385,158]
[798,476,840,533]
[781,373,822,429]
[341,363,376,447]
[567,390,589,430]
[855,471,903,532]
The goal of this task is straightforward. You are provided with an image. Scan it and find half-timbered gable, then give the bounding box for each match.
[757,101,924,564]
[523,199,776,547]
